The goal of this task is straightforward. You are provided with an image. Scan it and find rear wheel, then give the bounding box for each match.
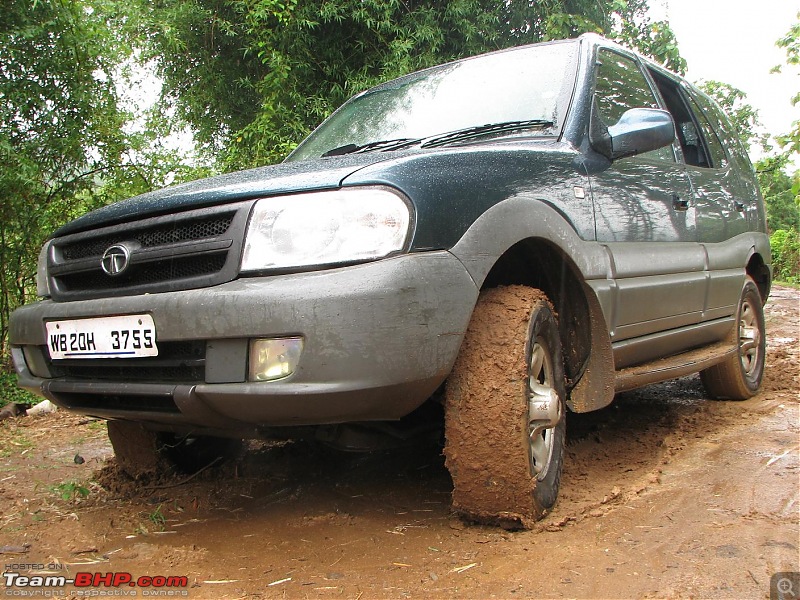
[701,276,766,400]
[444,285,566,529]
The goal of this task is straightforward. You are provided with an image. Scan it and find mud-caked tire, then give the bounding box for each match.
[106,420,167,479]
[701,276,766,400]
[107,421,241,478]
[158,433,243,473]
[444,285,566,529]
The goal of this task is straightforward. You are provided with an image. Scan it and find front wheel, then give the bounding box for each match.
[444,285,566,529]
[107,420,241,478]
[701,276,766,400]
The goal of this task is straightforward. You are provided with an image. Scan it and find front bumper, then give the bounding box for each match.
[10,251,478,434]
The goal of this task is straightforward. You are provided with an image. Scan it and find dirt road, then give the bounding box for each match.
[1,286,798,599]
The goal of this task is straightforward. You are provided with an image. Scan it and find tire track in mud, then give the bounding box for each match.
[1,287,797,599]
[548,286,799,531]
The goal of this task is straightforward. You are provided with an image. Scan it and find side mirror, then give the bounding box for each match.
[590,105,675,161]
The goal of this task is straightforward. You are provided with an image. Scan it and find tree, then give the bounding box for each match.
[756,157,799,231]
[775,13,800,158]
[614,0,686,75]
[0,0,125,360]
[767,14,800,282]
[769,227,800,284]
[0,0,197,363]
[130,0,685,170]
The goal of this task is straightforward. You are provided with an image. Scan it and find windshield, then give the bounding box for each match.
[286,40,578,162]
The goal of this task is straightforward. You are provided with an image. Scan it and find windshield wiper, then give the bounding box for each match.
[420,119,555,148]
[322,138,420,157]
[320,120,554,157]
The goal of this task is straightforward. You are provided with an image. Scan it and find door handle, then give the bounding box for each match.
[672,195,690,211]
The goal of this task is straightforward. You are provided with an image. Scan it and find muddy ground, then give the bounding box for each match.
[1,286,798,599]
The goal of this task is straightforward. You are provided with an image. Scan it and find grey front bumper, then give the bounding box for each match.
[10,251,478,433]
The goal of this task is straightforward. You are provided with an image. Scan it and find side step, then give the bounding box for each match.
[614,340,736,393]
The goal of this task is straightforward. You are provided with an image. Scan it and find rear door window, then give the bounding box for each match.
[646,68,710,167]
[683,93,728,169]
[646,67,751,241]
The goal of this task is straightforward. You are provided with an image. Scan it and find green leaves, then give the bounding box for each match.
[130,0,687,170]
[777,13,800,68]
[611,0,686,74]
[0,0,201,363]
[50,480,91,502]
[0,0,122,358]
[775,14,800,161]
[769,228,800,284]
[756,12,800,285]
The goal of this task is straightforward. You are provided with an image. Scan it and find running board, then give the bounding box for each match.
[614,340,736,393]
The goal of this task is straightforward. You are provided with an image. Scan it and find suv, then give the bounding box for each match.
[9,34,771,528]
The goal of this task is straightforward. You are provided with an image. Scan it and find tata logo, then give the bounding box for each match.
[101,244,132,276]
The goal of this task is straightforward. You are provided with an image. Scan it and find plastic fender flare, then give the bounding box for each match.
[448,195,616,412]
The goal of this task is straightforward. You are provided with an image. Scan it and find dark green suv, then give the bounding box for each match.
[10,33,771,528]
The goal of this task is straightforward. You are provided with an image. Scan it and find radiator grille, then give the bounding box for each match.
[61,214,235,260]
[48,201,253,301]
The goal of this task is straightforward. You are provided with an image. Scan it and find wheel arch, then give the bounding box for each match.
[449,197,615,413]
[745,251,771,303]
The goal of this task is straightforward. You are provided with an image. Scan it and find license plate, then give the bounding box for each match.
[46,315,158,360]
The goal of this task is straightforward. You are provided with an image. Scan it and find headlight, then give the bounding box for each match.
[241,187,412,272]
[36,241,51,298]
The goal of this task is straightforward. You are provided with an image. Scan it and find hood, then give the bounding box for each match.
[53,153,396,237]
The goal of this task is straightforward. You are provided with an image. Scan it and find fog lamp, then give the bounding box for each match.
[249,337,303,381]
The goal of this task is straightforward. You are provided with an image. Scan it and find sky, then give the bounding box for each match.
[652,0,799,161]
